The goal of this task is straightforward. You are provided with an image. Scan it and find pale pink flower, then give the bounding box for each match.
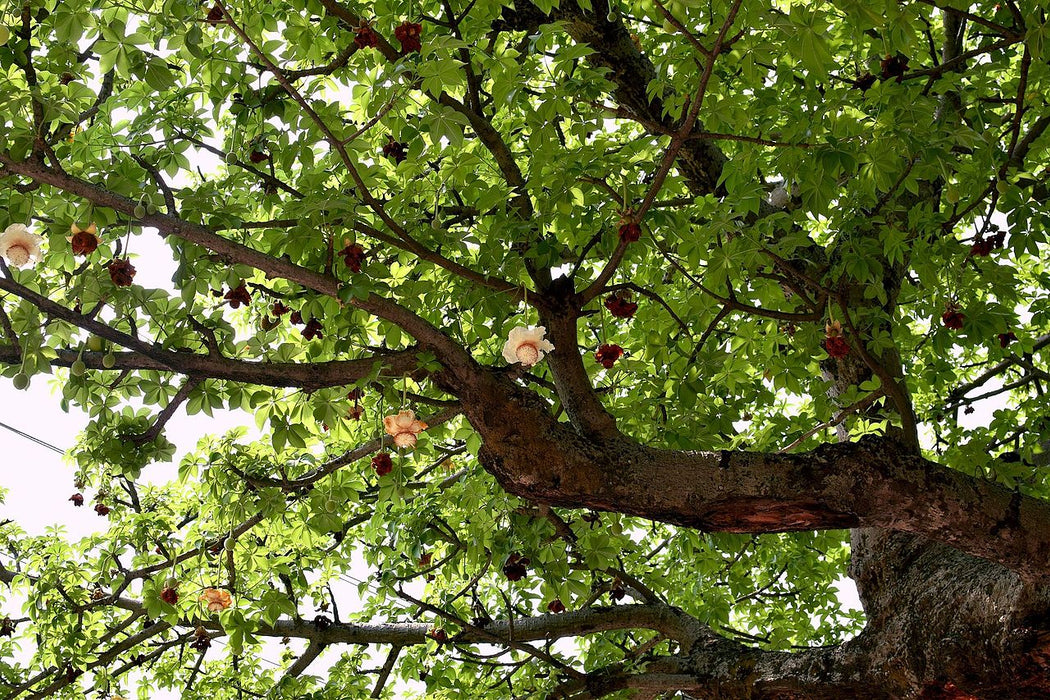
[501,326,554,367]
[383,409,427,449]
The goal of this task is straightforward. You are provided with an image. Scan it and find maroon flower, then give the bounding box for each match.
[70,227,99,256]
[942,306,965,330]
[224,281,251,308]
[338,242,366,272]
[854,72,876,91]
[271,301,290,316]
[609,584,626,602]
[371,452,393,476]
[205,3,224,23]
[428,628,448,643]
[354,24,380,49]
[824,336,851,359]
[394,21,422,53]
[998,331,1017,348]
[594,343,624,369]
[160,586,179,605]
[94,502,111,517]
[618,220,641,243]
[879,54,908,82]
[301,317,324,340]
[382,137,407,164]
[604,291,638,319]
[547,599,566,614]
[347,404,364,421]
[502,553,530,581]
[248,150,270,164]
[969,238,994,257]
[290,310,304,325]
[108,258,136,287]
[69,493,84,507]
[191,627,211,652]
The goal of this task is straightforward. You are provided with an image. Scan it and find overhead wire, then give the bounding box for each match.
[0,419,66,457]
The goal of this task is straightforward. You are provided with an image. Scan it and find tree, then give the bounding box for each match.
[0,0,1049,696]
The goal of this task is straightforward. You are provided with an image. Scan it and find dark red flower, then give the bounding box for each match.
[0,618,14,637]
[998,331,1017,348]
[191,627,211,652]
[347,388,364,401]
[205,3,224,23]
[594,343,624,369]
[418,552,433,568]
[618,221,641,243]
[854,72,876,91]
[547,599,566,614]
[338,242,366,272]
[371,452,393,476]
[160,586,179,605]
[271,301,290,316]
[824,336,851,359]
[880,54,909,82]
[502,553,530,581]
[428,627,448,643]
[382,137,407,164]
[394,21,422,53]
[60,72,76,85]
[290,310,304,325]
[604,292,638,319]
[224,281,251,308]
[249,150,270,164]
[942,307,965,330]
[347,404,364,421]
[108,258,136,287]
[94,502,111,516]
[301,317,324,340]
[969,238,994,257]
[69,493,84,507]
[70,230,99,256]
[354,24,380,50]
[609,584,626,602]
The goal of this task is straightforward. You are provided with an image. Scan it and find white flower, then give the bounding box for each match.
[383,409,428,449]
[0,224,43,268]
[768,184,791,209]
[502,326,554,367]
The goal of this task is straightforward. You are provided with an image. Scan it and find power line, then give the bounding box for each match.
[0,419,66,455]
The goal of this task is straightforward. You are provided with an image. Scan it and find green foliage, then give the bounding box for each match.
[0,0,1048,696]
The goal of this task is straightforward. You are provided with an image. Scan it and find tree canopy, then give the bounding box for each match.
[1,0,1050,696]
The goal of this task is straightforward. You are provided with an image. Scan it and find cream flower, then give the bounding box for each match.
[0,224,43,268]
[383,409,428,449]
[768,184,791,209]
[502,326,554,367]
[199,588,232,613]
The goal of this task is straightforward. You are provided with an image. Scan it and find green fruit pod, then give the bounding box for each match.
[133,204,147,218]
[0,27,10,45]
[12,373,29,390]
[102,352,116,369]
[71,359,86,376]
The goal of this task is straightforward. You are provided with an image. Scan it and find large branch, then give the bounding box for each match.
[0,345,422,390]
[465,374,1050,582]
